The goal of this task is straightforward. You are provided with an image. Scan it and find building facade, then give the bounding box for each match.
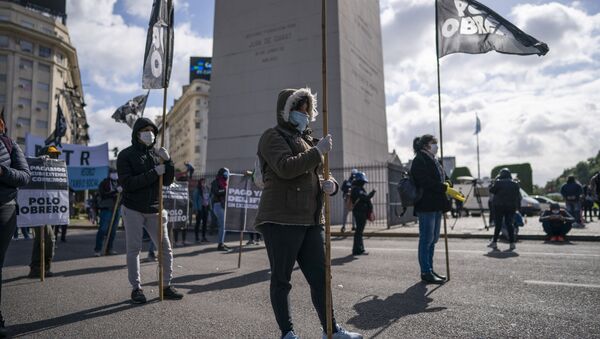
[163,79,210,174]
[0,1,87,148]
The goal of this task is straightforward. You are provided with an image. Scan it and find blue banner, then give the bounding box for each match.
[67,166,109,191]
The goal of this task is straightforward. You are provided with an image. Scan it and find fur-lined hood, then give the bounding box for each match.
[276,88,318,129]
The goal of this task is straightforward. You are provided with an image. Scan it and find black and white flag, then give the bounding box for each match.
[111,92,149,128]
[142,0,174,89]
[437,0,549,58]
[45,102,67,147]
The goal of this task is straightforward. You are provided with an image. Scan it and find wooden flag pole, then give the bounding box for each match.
[435,0,451,281]
[103,193,121,255]
[322,0,333,338]
[158,86,167,301]
[40,226,45,282]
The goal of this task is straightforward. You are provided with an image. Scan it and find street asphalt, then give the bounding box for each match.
[2,229,599,338]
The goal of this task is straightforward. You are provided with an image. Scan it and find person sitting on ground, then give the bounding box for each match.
[539,203,574,242]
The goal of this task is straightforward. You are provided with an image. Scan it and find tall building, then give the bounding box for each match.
[207,0,388,172]
[0,0,88,147]
[163,78,210,174]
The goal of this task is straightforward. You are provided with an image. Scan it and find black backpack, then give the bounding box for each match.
[397,170,422,215]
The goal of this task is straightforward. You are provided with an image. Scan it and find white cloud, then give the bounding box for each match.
[381,1,600,185]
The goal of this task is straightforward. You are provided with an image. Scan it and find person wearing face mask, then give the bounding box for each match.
[0,112,31,337]
[539,203,574,242]
[411,134,456,284]
[210,167,230,251]
[350,172,375,256]
[117,117,183,303]
[93,168,122,256]
[487,168,522,251]
[254,88,362,339]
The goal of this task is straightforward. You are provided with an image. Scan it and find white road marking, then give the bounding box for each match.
[331,246,600,257]
[524,280,600,289]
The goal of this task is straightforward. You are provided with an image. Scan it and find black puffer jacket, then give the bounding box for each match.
[489,172,521,210]
[411,151,450,213]
[117,118,174,214]
[0,135,31,205]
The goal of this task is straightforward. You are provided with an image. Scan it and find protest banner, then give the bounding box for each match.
[25,134,109,191]
[16,157,69,227]
[163,182,189,229]
[224,174,262,233]
[224,173,262,268]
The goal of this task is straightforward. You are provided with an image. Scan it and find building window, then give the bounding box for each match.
[37,81,50,91]
[0,94,5,104]
[0,55,7,64]
[35,120,48,129]
[195,122,200,129]
[0,36,8,48]
[39,45,52,58]
[196,98,201,105]
[36,100,49,110]
[18,97,30,107]
[20,20,34,28]
[56,53,64,65]
[16,137,25,144]
[195,146,200,153]
[19,58,33,70]
[0,74,6,82]
[20,40,33,53]
[18,78,32,91]
[16,117,30,126]
[38,63,51,73]
[42,27,54,35]
[0,13,9,21]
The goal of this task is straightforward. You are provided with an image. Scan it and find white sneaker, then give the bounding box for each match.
[323,324,363,339]
[94,251,101,257]
[487,241,497,249]
[283,330,300,339]
[509,242,516,251]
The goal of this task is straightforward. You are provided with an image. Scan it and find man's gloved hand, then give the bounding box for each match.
[444,183,465,202]
[321,179,336,194]
[368,189,376,198]
[315,134,333,155]
[156,147,170,161]
[154,164,166,176]
[117,186,123,193]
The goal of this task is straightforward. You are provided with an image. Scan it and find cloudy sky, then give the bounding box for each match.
[66,0,600,185]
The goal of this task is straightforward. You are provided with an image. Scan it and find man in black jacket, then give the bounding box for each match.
[488,168,522,251]
[117,117,183,303]
[350,172,374,256]
[210,167,229,251]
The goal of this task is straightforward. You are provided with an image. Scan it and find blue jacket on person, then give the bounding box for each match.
[560,180,583,202]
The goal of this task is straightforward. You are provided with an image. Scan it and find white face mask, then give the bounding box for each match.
[110,173,118,180]
[551,209,560,214]
[138,131,155,146]
[429,143,439,155]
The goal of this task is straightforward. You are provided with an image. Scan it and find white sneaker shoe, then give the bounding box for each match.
[94,251,101,257]
[283,330,300,339]
[509,242,516,251]
[487,241,497,249]
[323,324,363,339]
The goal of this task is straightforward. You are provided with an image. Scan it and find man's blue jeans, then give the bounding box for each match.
[213,203,226,244]
[94,208,120,252]
[566,201,581,224]
[417,211,442,274]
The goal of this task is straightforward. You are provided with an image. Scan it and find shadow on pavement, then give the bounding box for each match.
[182,268,274,294]
[347,282,446,335]
[55,264,127,278]
[8,300,132,337]
[331,254,358,266]
[484,250,520,259]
